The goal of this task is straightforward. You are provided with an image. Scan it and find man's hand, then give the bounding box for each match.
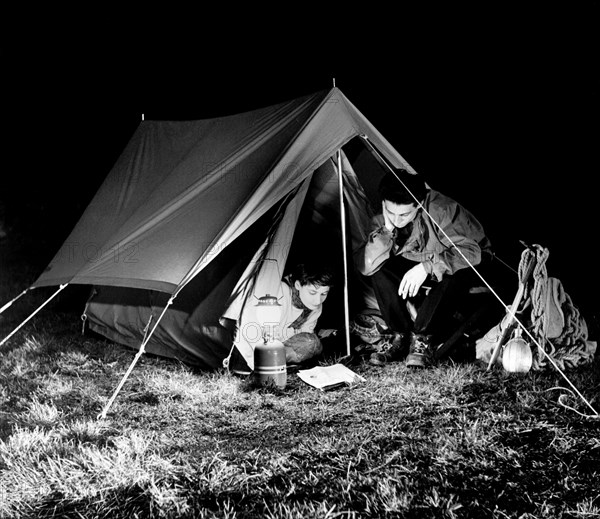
[398,263,428,299]
[382,201,395,232]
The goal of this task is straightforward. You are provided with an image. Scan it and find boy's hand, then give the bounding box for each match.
[399,263,428,299]
[318,329,337,338]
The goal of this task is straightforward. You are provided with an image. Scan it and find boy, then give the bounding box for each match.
[228,261,335,374]
[354,169,493,368]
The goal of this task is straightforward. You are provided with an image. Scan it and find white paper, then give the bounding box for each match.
[297,363,366,391]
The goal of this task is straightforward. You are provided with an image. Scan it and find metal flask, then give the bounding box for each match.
[502,336,533,373]
[254,338,287,388]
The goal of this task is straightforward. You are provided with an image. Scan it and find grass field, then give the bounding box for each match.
[1,236,600,518]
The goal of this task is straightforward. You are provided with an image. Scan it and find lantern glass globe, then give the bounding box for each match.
[255,294,282,342]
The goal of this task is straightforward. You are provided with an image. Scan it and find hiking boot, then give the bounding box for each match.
[406,333,433,368]
[369,333,406,366]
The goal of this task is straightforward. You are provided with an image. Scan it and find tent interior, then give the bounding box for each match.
[82,136,507,371]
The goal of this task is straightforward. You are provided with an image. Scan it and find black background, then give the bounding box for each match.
[1,4,598,325]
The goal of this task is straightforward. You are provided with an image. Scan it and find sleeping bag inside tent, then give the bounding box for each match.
[31,87,416,371]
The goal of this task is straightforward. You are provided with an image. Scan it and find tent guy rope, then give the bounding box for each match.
[98,297,174,419]
[0,284,68,347]
[0,287,31,315]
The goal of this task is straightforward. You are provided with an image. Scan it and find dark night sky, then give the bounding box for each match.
[2,4,599,320]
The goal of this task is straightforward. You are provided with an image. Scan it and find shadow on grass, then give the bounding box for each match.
[30,483,152,519]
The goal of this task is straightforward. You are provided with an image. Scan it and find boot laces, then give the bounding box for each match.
[411,336,429,355]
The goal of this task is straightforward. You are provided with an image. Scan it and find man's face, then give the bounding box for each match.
[383,200,419,229]
[294,282,330,310]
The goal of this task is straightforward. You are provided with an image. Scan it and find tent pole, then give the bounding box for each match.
[336,150,351,356]
[0,284,68,347]
[98,297,174,420]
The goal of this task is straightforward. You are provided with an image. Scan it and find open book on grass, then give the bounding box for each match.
[297,363,366,391]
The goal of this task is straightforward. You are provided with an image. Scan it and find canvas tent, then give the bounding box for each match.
[26,87,417,371]
[5,86,598,419]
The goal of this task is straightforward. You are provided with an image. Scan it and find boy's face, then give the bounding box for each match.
[294,281,330,310]
[382,200,419,229]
